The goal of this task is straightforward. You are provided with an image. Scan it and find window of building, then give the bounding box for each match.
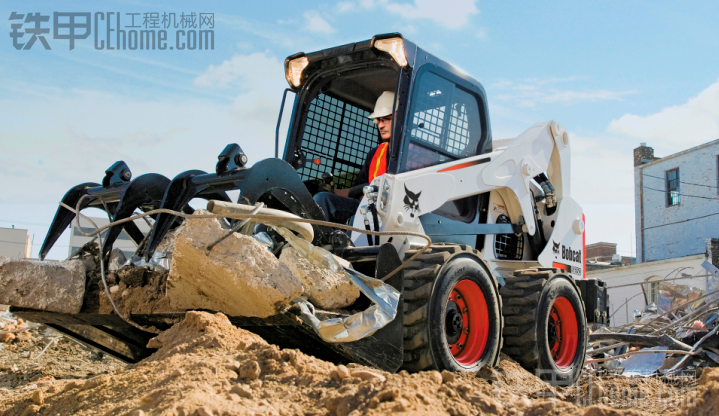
[645,275,663,304]
[666,168,680,206]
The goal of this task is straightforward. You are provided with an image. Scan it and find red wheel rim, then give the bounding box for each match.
[548,297,579,369]
[447,280,490,366]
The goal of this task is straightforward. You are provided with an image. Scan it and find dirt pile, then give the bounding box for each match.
[1,311,709,416]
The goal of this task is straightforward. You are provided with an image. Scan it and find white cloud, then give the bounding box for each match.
[385,0,478,28]
[193,51,283,89]
[304,11,336,34]
[335,0,478,29]
[608,78,719,151]
[491,78,637,108]
[0,53,292,205]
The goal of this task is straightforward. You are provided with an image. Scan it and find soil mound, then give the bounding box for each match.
[0,311,709,416]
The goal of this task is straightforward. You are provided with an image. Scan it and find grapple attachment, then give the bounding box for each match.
[41,143,332,262]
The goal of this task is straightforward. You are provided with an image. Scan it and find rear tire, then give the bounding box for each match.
[401,245,503,373]
[501,269,587,385]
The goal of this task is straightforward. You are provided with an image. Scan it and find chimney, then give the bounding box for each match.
[634,143,658,167]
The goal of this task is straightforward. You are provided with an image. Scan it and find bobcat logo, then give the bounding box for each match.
[403,184,421,218]
[552,240,560,255]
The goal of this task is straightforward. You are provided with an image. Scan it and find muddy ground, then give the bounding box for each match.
[0,311,710,416]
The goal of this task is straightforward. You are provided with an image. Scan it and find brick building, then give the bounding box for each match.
[634,140,719,263]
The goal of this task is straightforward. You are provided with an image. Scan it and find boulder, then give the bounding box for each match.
[279,247,359,309]
[166,211,303,318]
[0,257,85,313]
[108,248,127,272]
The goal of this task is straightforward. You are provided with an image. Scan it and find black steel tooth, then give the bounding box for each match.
[101,173,171,263]
[144,169,207,261]
[40,182,100,260]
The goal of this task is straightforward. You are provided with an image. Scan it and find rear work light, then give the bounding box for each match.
[373,37,408,67]
[286,56,309,88]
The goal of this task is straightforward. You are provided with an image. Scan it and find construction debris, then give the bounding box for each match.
[165,211,303,318]
[0,258,86,314]
[279,246,359,309]
[587,276,719,377]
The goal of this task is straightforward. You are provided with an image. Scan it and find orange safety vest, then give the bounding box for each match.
[369,142,389,182]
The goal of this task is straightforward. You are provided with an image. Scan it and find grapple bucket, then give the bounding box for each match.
[41,143,334,263]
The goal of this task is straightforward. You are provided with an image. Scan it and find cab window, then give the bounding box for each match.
[402,70,483,172]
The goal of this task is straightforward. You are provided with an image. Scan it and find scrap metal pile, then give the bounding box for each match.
[587,269,719,378]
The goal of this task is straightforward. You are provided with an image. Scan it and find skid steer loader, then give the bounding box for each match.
[16,33,610,385]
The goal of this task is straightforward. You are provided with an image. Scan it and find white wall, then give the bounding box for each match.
[588,254,709,326]
[0,227,30,259]
[69,216,151,259]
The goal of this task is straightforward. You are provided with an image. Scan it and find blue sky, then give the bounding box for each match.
[1,0,718,260]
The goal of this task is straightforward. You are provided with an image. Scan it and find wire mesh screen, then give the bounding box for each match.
[298,94,378,188]
[494,214,523,260]
[404,71,482,172]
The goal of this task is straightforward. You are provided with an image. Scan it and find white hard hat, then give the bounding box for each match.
[368,91,395,119]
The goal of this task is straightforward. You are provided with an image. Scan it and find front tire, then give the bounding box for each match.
[402,245,503,373]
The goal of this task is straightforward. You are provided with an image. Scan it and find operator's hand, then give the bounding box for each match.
[319,173,335,193]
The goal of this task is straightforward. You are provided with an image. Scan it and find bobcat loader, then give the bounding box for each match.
[17,33,609,384]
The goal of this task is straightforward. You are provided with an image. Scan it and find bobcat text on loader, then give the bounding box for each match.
[20,33,609,385]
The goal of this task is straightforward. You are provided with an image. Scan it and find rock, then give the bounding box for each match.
[62,380,82,392]
[427,371,443,386]
[82,374,110,390]
[146,337,163,349]
[116,265,147,287]
[515,397,532,409]
[350,370,386,382]
[239,361,261,380]
[472,396,503,414]
[194,407,214,416]
[0,257,85,313]
[441,370,456,384]
[171,368,185,377]
[394,398,410,411]
[336,365,351,380]
[230,384,253,399]
[0,333,15,343]
[31,390,43,405]
[166,212,303,317]
[130,410,145,416]
[108,248,127,272]
[279,247,359,309]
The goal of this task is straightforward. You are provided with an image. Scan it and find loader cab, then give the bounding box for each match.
[282,34,492,203]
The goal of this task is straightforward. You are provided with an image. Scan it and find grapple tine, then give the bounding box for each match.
[144,170,208,260]
[39,182,100,260]
[238,159,333,243]
[101,173,171,262]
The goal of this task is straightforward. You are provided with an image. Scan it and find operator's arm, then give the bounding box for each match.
[346,147,377,199]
